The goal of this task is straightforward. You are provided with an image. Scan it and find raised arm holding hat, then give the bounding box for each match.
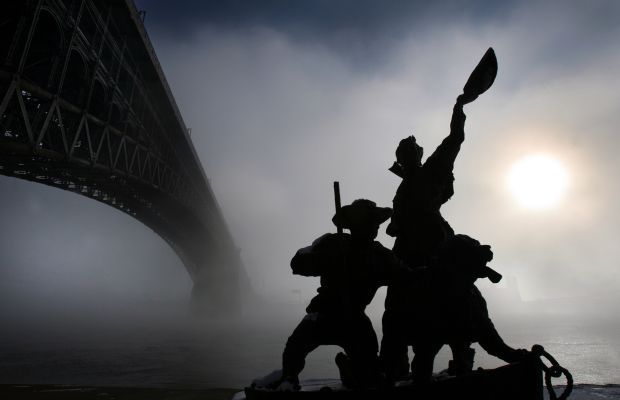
[381,48,499,382]
[380,99,468,381]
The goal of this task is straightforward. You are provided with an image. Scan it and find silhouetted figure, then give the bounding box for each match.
[381,49,501,381]
[404,235,528,381]
[387,98,465,264]
[380,97,467,380]
[277,199,402,390]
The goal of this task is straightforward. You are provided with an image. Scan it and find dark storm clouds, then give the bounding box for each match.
[135,0,517,68]
[136,0,513,39]
[135,0,620,73]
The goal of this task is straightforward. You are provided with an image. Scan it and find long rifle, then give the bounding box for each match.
[333,181,352,319]
[333,181,343,234]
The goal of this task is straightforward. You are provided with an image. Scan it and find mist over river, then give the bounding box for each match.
[1,295,618,390]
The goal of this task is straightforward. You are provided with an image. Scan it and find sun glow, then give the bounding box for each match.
[507,154,569,210]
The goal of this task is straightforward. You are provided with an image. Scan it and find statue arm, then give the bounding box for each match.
[449,96,466,143]
[473,288,529,363]
[381,247,435,284]
[290,233,333,277]
[478,319,529,363]
[425,98,466,173]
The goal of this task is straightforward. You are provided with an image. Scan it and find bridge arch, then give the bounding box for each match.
[77,6,99,49]
[0,3,27,65]
[1,0,251,314]
[60,49,89,109]
[88,78,108,121]
[0,174,193,315]
[22,9,65,91]
[109,102,126,131]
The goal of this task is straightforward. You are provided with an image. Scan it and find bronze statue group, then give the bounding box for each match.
[248,48,531,391]
[262,92,529,392]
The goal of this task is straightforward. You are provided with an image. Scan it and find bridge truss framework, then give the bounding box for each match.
[0,0,249,312]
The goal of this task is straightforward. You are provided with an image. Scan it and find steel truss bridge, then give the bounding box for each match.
[0,0,249,313]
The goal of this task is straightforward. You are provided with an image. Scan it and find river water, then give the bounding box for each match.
[0,300,618,392]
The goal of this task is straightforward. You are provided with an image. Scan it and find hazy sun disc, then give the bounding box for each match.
[507,154,569,210]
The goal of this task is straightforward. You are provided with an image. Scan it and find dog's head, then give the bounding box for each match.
[439,234,501,284]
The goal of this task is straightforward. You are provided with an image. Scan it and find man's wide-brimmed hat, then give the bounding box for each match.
[332,199,392,229]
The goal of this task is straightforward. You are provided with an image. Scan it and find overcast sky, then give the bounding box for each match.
[2,0,620,325]
[139,0,620,302]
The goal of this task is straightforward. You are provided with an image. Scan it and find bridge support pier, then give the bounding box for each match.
[190,255,245,317]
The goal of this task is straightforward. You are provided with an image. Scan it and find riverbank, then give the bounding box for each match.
[1,384,619,400]
[0,384,239,399]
